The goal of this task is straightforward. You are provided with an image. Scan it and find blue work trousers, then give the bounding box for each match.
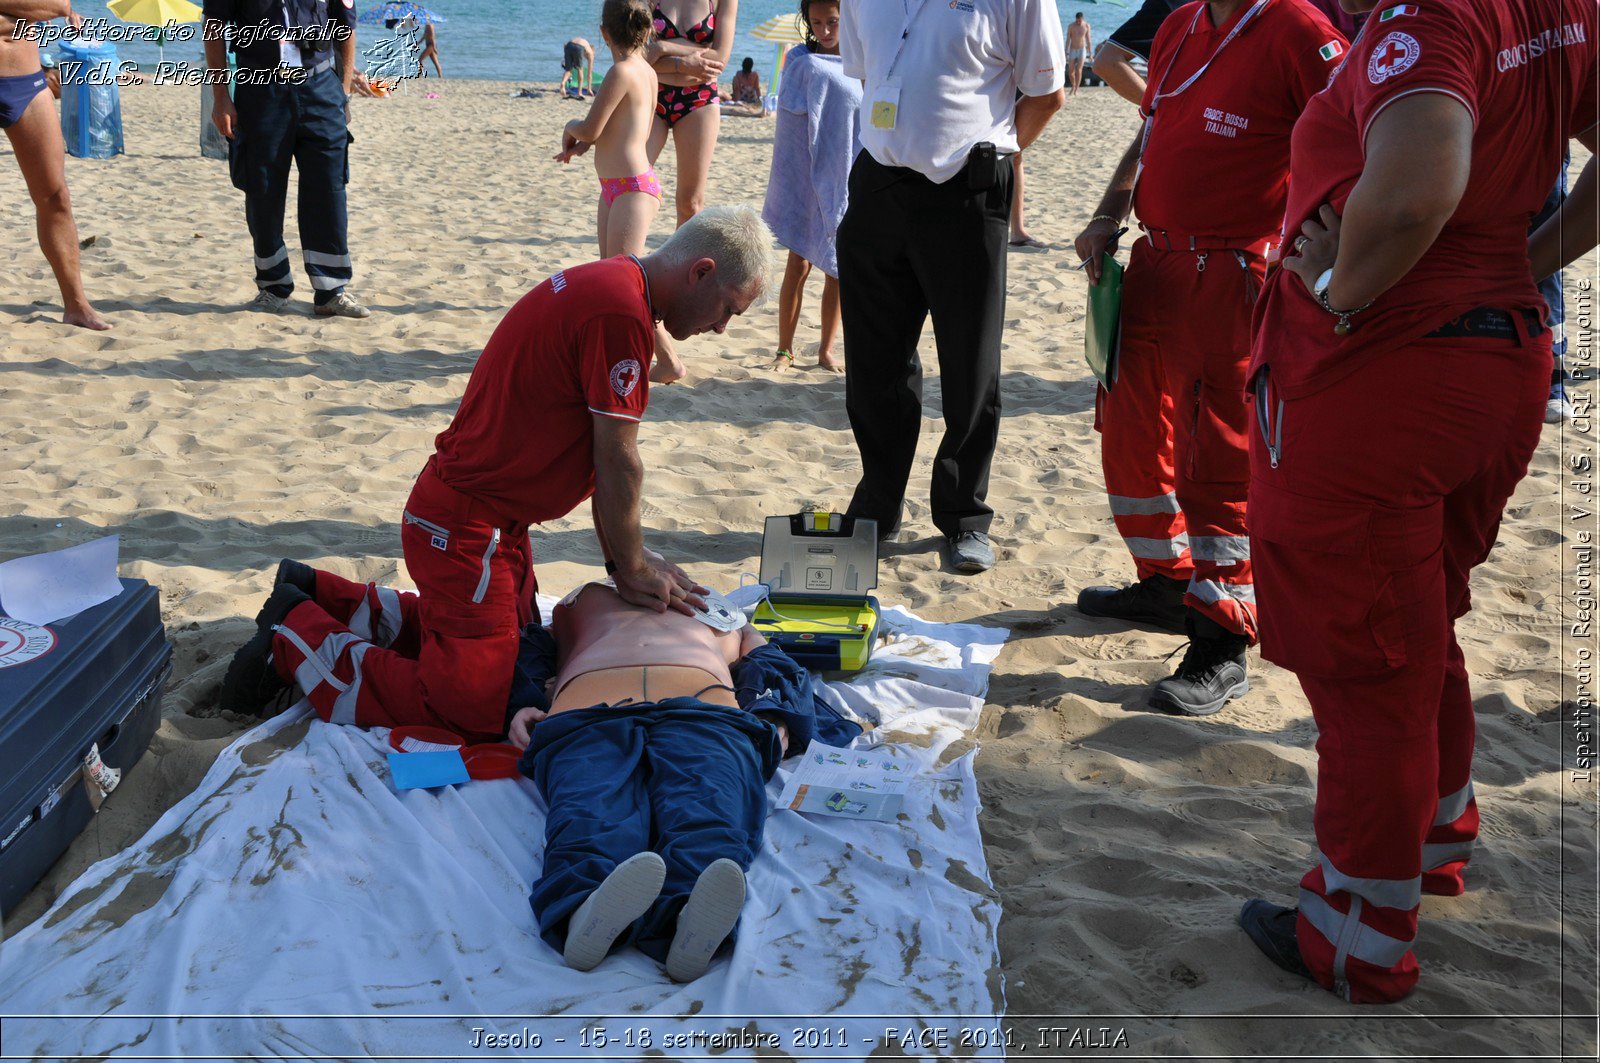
[230,65,351,303]
[523,700,779,962]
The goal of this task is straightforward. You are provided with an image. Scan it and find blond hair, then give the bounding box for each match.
[655,205,775,301]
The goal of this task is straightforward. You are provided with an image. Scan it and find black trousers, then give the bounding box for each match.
[230,66,351,304]
[837,148,1012,538]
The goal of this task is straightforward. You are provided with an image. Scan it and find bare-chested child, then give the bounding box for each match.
[0,1,109,329]
[555,0,686,382]
[507,580,815,981]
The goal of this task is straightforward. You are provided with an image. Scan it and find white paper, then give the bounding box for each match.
[0,535,121,626]
[777,741,913,821]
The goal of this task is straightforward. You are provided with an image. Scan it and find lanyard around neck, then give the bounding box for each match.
[886,0,935,80]
[1132,0,1271,206]
[1148,0,1271,112]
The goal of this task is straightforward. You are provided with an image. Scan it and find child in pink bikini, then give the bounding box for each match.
[556,0,687,383]
[556,0,663,260]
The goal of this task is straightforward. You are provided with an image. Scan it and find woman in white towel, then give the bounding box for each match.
[760,0,858,373]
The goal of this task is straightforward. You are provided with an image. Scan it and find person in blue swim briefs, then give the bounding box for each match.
[0,0,110,329]
[506,579,821,982]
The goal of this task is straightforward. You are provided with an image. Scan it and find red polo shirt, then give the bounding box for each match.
[1134,0,1347,243]
[1251,0,1599,398]
[431,257,654,525]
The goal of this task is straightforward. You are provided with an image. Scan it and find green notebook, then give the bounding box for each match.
[1085,253,1124,389]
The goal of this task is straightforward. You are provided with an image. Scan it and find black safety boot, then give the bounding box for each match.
[1149,611,1249,716]
[1238,899,1313,982]
[1076,574,1189,634]
[273,558,317,598]
[221,583,311,717]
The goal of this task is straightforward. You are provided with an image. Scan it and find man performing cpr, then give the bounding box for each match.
[221,206,774,739]
[505,579,820,981]
[1072,0,1345,715]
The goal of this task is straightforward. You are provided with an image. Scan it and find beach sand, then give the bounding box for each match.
[1,80,1595,1055]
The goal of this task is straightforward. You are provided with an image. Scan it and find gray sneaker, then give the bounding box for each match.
[314,291,372,318]
[947,531,995,574]
[248,290,291,313]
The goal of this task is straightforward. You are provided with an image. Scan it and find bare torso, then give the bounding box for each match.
[1067,20,1091,47]
[0,16,44,78]
[592,53,657,179]
[550,583,743,713]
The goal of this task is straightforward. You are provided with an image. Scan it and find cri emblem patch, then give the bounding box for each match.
[610,359,642,399]
[1368,32,1420,84]
[0,618,57,669]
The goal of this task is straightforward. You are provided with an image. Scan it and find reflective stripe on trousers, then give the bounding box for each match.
[275,624,370,726]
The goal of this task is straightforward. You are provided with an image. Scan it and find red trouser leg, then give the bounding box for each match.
[1249,336,1549,1003]
[1096,239,1192,583]
[1158,248,1262,640]
[269,474,533,741]
[305,568,423,656]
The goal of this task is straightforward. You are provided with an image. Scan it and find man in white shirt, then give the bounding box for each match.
[837,0,1065,574]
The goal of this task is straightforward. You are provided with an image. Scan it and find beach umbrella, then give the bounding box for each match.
[106,0,201,64]
[747,13,806,94]
[748,13,807,42]
[357,2,444,26]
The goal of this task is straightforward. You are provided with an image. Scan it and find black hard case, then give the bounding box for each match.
[0,577,172,916]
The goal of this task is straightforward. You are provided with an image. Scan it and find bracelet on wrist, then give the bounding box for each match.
[1316,285,1374,336]
[1090,213,1122,226]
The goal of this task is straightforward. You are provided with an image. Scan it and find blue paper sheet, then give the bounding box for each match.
[387,749,468,790]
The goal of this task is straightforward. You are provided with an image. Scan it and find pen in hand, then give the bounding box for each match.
[1071,227,1129,271]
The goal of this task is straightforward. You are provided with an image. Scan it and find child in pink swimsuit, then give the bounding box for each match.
[555,0,663,259]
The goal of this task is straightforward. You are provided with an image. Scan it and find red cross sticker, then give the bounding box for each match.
[1367,31,1418,83]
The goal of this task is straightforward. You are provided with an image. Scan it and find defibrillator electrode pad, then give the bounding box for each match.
[690,587,746,632]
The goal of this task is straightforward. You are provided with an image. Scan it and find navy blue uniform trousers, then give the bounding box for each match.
[523,700,781,962]
[230,65,352,303]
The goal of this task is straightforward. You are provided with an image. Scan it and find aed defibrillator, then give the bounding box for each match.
[752,511,881,673]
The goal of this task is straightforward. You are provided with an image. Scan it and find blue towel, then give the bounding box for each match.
[760,47,862,278]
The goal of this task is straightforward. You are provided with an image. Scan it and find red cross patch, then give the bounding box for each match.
[610,358,641,399]
[1367,31,1419,84]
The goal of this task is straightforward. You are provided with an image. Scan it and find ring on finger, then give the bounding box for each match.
[1294,235,1310,252]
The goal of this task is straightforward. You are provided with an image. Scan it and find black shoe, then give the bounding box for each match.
[947,531,995,573]
[1149,612,1249,716]
[1076,575,1189,634]
[1239,899,1313,981]
[221,583,311,717]
[273,558,317,597]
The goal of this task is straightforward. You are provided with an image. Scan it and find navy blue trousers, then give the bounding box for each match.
[523,700,780,962]
[230,66,351,303]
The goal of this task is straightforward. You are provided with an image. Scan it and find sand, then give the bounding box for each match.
[1,79,1595,1057]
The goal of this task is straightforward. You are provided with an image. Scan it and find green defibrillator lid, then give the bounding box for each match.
[758,512,878,600]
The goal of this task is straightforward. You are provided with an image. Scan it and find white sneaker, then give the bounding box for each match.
[314,291,372,318]
[248,290,291,313]
[1547,390,1575,424]
[561,852,665,972]
[664,858,746,982]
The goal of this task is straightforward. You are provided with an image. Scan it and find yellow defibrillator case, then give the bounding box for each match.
[752,511,881,672]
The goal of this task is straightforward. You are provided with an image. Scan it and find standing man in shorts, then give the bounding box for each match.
[1066,12,1092,96]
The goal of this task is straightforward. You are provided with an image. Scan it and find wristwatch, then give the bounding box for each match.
[1312,267,1372,336]
[1312,267,1334,301]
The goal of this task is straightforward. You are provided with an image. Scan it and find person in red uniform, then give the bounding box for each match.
[1237,0,1597,1003]
[1072,0,1347,716]
[219,205,775,741]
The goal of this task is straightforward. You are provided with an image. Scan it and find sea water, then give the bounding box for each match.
[78,0,1128,83]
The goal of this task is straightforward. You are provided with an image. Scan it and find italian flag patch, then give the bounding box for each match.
[1319,40,1344,60]
[1379,3,1418,20]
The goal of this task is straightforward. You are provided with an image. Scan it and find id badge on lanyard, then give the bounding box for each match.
[873,0,933,131]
